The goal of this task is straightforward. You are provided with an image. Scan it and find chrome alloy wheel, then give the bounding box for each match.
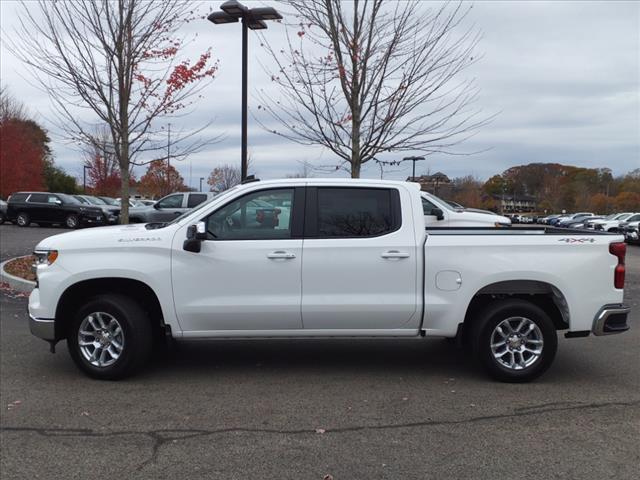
[490,317,543,370]
[78,312,125,367]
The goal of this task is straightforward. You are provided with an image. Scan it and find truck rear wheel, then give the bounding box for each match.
[67,294,152,380]
[472,299,557,383]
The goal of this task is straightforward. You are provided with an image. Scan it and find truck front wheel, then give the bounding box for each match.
[472,299,557,383]
[67,294,152,380]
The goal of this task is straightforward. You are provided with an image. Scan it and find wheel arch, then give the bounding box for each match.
[54,277,166,340]
[462,280,570,337]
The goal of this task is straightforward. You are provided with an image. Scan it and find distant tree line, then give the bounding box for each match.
[446,163,640,213]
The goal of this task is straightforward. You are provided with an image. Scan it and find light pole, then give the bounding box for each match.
[83,165,92,193]
[208,0,282,181]
[403,156,425,181]
[199,177,205,192]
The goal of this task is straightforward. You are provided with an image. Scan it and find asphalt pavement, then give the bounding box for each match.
[1,223,639,479]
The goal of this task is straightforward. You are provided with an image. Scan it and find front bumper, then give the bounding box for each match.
[592,304,631,336]
[29,313,55,341]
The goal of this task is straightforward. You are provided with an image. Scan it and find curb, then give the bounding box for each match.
[0,256,36,293]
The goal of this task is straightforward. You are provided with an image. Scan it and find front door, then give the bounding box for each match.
[301,186,419,331]
[153,193,186,222]
[171,187,304,334]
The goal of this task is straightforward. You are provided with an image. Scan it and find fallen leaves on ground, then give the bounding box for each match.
[4,255,36,282]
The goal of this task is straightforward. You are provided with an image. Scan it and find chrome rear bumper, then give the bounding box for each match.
[592,304,630,336]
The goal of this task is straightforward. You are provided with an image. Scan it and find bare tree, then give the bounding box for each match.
[258,0,489,178]
[207,164,242,192]
[9,0,218,222]
[0,87,28,123]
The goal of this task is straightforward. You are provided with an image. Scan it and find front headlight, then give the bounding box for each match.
[34,250,58,267]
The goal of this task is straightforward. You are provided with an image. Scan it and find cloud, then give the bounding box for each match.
[0,0,637,187]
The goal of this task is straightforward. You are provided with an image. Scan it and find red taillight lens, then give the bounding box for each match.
[609,242,626,289]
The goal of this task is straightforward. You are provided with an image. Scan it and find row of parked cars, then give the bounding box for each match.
[538,212,640,244]
[0,192,161,228]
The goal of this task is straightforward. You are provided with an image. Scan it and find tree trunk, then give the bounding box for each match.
[119,141,130,224]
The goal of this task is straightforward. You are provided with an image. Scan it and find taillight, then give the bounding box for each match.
[609,242,626,289]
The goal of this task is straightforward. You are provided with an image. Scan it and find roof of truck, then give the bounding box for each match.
[247,178,422,190]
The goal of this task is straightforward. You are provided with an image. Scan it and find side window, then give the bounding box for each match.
[9,193,28,202]
[187,193,207,208]
[47,195,61,204]
[205,189,294,240]
[27,193,48,203]
[316,188,397,238]
[157,194,184,209]
[422,197,438,215]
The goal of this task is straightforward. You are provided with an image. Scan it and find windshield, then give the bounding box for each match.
[617,213,632,220]
[99,197,118,206]
[60,194,81,205]
[86,196,108,205]
[421,192,456,212]
[74,195,90,205]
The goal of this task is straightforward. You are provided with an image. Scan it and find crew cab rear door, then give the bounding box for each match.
[301,185,420,331]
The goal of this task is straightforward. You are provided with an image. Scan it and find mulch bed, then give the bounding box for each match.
[4,255,37,282]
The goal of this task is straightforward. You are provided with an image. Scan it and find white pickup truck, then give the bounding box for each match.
[28,179,630,382]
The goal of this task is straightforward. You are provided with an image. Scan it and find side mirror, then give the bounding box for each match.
[183,221,207,253]
[153,203,161,210]
[430,208,445,221]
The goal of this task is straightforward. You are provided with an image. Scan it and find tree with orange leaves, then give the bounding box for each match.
[138,160,188,199]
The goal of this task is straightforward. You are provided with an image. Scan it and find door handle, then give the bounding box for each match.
[267,251,296,259]
[173,211,182,215]
[381,250,410,259]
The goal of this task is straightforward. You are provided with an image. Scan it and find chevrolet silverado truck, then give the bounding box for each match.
[28,179,630,382]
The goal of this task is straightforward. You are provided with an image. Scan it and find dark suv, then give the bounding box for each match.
[7,192,106,228]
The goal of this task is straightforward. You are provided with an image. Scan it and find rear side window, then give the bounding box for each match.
[314,187,399,238]
[9,193,28,202]
[187,193,207,208]
[27,193,48,203]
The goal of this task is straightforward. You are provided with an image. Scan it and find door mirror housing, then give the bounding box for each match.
[430,208,445,221]
[153,202,161,210]
[184,221,207,253]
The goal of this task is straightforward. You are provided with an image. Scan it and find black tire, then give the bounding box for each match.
[65,214,80,229]
[16,212,30,227]
[0,213,5,224]
[67,294,153,380]
[471,299,557,383]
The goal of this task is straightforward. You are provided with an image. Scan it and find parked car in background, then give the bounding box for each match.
[421,192,511,227]
[565,216,606,229]
[589,213,631,230]
[0,199,7,224]
[539,214,561,224]
[614,214,640,236]
[556,212,594,227]
[7,192,105,228]
[622,221,639,245]
[594,213,636,232]
[128,191,216,223]
[74,195,120,224]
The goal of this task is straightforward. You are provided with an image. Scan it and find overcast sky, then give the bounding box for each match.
[1,1,638,188]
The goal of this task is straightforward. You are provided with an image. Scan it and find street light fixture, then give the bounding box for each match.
[208,0,282,181]
[199,177,205,192]
[403,156,426,181]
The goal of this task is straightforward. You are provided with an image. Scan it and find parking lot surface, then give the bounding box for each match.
[1,223,639,479]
